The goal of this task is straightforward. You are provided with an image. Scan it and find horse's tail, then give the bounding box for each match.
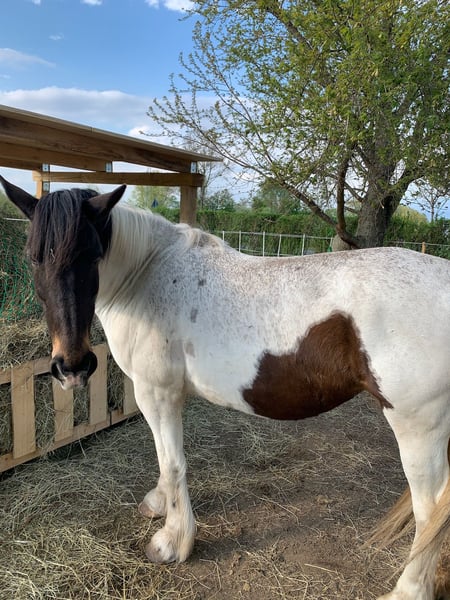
[410,467,450,560]
[367,486,414,549]
[369,442,450,595]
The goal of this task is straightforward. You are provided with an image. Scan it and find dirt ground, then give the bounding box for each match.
[0,393,442,599]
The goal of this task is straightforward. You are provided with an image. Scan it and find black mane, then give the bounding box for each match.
[28,188,100,269]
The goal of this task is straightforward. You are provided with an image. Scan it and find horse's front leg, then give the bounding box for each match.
[135,383,196,563]
[138,475,167,519]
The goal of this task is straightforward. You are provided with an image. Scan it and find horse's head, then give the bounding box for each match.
[0,176,126,389]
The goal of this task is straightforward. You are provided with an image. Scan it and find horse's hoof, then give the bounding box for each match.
[145,531,177,564]
[138,501,164,519]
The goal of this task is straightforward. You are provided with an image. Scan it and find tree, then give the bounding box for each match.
[129,184,179,210]
[251,180,299,213]
[149,0,449,247]
[203,188,236,210]
[405,179,450,222]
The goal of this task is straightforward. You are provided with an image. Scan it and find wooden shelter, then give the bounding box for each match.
[0,104,220,224]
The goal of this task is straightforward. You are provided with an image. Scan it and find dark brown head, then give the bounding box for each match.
[0,176,125,389]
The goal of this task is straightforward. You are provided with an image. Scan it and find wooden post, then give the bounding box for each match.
[421,241,426,253]
[88,344,108,425]
[53,382,74,442]
[11,363,35,458]
[34,164,51,198]
[180,186,198,225]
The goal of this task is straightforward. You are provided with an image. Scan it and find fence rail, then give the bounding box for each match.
[0,344,139,472]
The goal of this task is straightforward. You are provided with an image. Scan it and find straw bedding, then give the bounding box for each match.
[1,391,442,600]
[0,320,448,599]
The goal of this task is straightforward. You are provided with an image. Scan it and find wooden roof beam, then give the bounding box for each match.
[0,126,193,172]
[32,170,205,187]
[0,141,109,172]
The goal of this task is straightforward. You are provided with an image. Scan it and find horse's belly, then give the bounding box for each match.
[191,311,389,421]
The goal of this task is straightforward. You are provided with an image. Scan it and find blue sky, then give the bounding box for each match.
[0,0,202,193]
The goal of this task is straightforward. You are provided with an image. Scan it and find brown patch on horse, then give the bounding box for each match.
[242,312,390,420]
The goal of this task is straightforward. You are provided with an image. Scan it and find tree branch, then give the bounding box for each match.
[335,151,360,248]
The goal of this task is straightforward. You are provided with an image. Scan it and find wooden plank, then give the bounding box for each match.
[0,105,218,160]
[123,376,138,416]
[0,342,136,473]
[32,170,204,187]
[53,381,74,442]
[11,362,36,458]
[110,408,140,426]
[0,156,41,171]
[0,417,110,473]
[33,356,51,376]
[0,125,194,173]
[0,141,108,172]
[88,344,108,426]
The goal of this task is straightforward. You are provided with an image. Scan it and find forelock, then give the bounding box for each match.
[27,188,99,269]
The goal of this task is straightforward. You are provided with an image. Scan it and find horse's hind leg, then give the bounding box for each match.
[135,383,196,564]
[379,402,450,600]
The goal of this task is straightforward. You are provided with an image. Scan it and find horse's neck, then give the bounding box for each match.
[96,205,175,309]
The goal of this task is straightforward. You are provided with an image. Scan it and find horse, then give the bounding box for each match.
[1,175,449,600]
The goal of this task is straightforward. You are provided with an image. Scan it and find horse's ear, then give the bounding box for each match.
[0,175,38,220]
[86,185,126,221]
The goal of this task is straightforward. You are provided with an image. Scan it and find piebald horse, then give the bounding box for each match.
[2,176,450,600]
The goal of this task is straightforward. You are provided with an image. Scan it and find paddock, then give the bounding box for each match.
[1,390,422,600]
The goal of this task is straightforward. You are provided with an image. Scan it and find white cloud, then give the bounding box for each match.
[49,34,64,41]
[0,48,54,69]
[29,0,41,5]
[81,0,103,5]
[145,0,194,11]
[164,0,194,10]
[0,87,152,134]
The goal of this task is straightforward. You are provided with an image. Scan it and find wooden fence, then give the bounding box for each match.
[0,344,139,473]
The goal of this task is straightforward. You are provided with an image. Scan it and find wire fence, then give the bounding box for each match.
[216,230,450,259]
[215,230,333,256]
[388,239,450,259]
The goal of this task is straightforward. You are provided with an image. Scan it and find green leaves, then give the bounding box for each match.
[148,0,449,246]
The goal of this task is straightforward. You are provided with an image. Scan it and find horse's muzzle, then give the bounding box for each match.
[50,351,98,390]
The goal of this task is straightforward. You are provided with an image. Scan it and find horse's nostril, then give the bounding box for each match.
[51,356,65,381]
[85,351,98,378]
[50,352,97,387]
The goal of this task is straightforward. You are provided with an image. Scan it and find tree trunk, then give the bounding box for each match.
[353,169,402,248]
[354,199,391,248]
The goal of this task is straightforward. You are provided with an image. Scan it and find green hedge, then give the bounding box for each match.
[157,207,450,255]
[0,216,42,323]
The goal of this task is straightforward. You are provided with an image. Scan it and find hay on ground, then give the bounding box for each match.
[0,395,423,600]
